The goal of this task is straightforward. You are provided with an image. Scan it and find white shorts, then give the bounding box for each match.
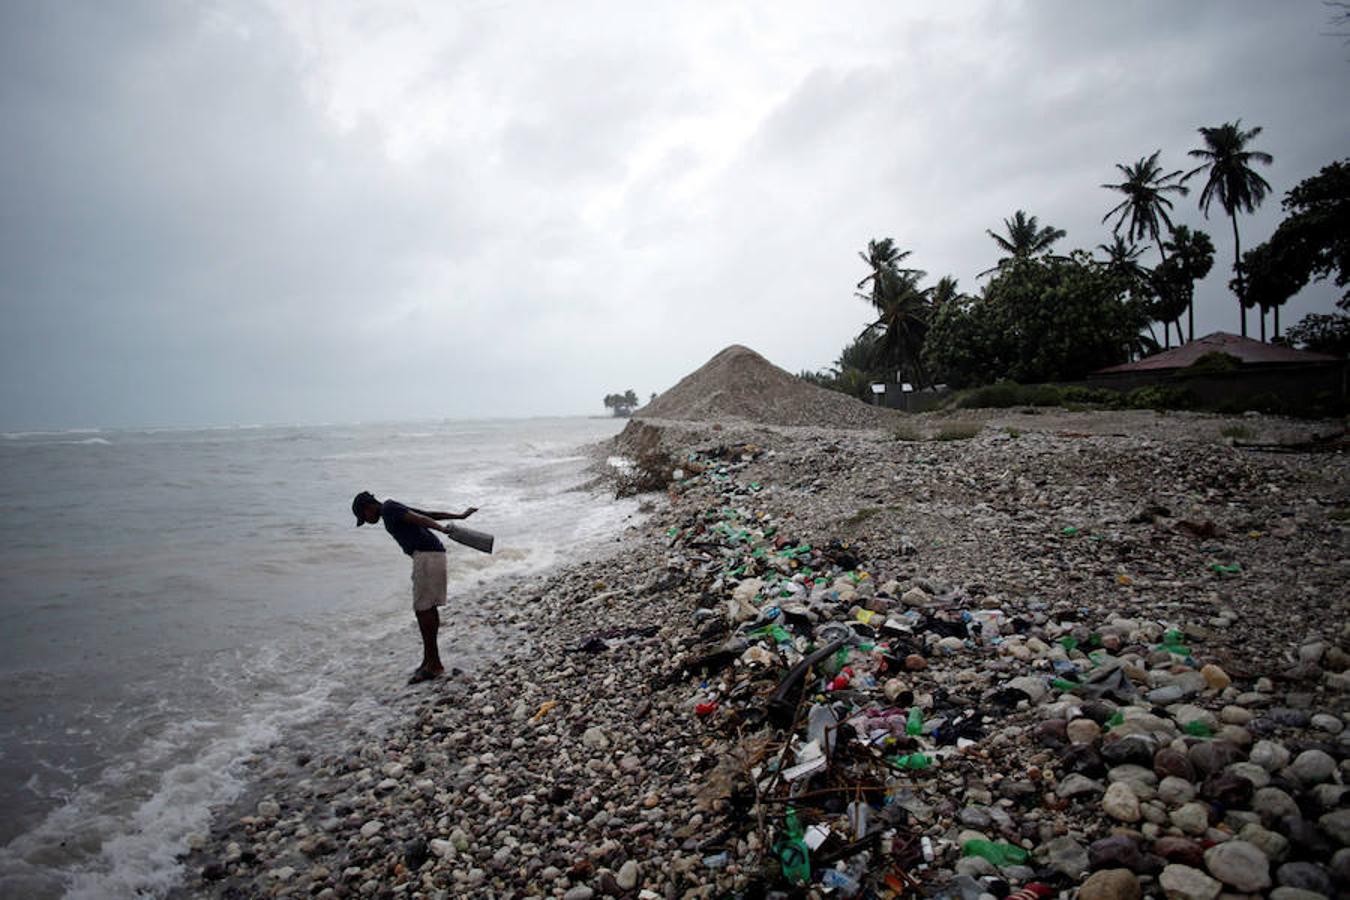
[411,551,447,611]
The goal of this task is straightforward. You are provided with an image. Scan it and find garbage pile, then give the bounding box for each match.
[657,436,1350,898]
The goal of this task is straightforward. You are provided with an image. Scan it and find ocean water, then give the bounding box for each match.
[0,417,636,898]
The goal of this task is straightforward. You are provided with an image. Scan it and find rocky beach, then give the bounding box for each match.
[177,351,1349,900]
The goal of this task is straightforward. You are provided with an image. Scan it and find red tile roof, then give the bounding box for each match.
[1095,332,1339,373]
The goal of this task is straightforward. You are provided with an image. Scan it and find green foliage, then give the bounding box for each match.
[1149,225,1216,323]
[1102,150,1189,250]
[1185,120,1274,334]
[891,421,923,442]
[856,239,934,387]
[1180,351,1241,375]
[1244,159,1350,311]
[981,210,1066,276]
[950,381,1128,410]
[925,253,1143,387]
[1285,312,1350,357]
[1219,424,1256,440]
[602,392,639,417]
[1058,385,1127,405]
[934,422,982,441]
[842,506,884,527]
[1123,385,1193,410]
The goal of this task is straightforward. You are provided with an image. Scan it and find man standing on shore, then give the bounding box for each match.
[351,491,478,684]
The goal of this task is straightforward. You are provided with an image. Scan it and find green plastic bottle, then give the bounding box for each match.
[1184,720,1213,738]
[775,808,811,885]
[962,839,1029,867]
[906,707,923,736]
[888,753,932,770]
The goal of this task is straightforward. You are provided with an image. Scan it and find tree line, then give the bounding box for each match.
[602,390,641,417]
[801,121,1349,398]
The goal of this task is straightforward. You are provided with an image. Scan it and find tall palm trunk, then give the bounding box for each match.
[1230,211,1247,339]
[1157,242,1171,349]
[1274,304,1280,340]
[1259,307,1267,342]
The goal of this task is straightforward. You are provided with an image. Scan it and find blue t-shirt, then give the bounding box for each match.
[381,500,445,556]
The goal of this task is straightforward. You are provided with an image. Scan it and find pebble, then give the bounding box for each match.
[1320,809,1350,845]
[581,727,610,750]
[1170,802,1210,835]
[1159,863,1222,900]
[1158,775,1196,806]
[1103,782,1141,822]
[1276,860,1334,894]
[1311,713,1343,734]
[1204,839,1271,892]
[1039,835,1088,878]
[1058,773,1105,799]
[1288,749,1336,784]
[1251,739,1292,771]
[1078,868,1141,900]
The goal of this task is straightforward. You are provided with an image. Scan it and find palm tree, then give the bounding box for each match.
[979,210,1066,276]
[1097,236,1163,345]
[1184,120,1274,339]
[1102,151,1190,259]
[856,239,918,306]
[926,275,963,313]
[855,240,931,387]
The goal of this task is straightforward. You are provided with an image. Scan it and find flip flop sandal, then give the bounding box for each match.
[407,667,441,685]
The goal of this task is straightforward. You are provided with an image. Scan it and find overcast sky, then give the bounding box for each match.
[1,1,1346,429]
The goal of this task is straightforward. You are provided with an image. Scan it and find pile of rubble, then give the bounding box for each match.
[658,432,1349,898]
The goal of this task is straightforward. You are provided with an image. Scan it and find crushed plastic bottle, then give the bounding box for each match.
[962,839,1029,867]
[807,704,838,756]
[1185,719,1213,738]
[820,867,862,896]
[905,707,924,736]
[887,753,932,770]
[775,808,811,885]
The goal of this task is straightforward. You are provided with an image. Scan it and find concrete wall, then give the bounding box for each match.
[1081,361,1348,413]
[874,361,1348,415]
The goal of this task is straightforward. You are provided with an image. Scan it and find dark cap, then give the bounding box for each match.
[352,491,377,526]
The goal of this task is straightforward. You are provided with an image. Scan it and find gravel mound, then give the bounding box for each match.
[638,344,899,429]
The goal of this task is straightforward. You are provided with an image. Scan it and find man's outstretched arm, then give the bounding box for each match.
[409,507,479,523]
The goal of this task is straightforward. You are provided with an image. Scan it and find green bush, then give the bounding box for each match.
[1123,385,1194,410]
[1178,351,1242,377]
[935,422,982,441]
[1220,424,1256,440]
[1058,385,1125,406]
[892,421,923,442]
[955,381,1023,408]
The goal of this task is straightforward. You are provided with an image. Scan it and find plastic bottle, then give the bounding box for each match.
[1185,720,1213,738]
[807,704,838,756]
[906,706,924,736]
[888,753,931,770]
[775,808,811,885]
[846,799,869,839]
[962,839,1029,867]
[820,867,862,896]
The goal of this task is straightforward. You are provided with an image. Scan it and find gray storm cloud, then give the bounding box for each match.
[1,0,1344,428]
